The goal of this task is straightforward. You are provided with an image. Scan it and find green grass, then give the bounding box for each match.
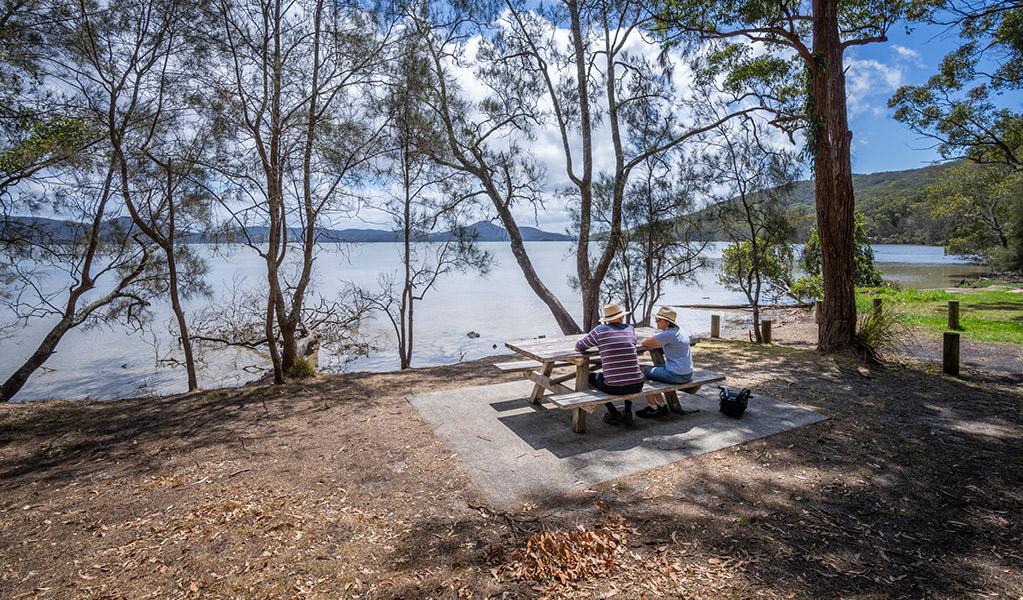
[855,285,1023,345]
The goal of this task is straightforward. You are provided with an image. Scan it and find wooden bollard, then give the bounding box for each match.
[711,314,720,338]
[873,297,883,315]
[814,300,822,324]
[761,319,772,344]
[948,300,960,330]
[943,331,960,377]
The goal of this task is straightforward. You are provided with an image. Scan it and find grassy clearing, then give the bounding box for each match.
[855,285,1023,344]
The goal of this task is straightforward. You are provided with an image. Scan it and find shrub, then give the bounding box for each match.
[856,304,907,362]
[802,213,885,287]
[287,357,317,379]
[790,274,822,302]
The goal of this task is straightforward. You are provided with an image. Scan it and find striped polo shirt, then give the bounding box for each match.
[574,323,644,386]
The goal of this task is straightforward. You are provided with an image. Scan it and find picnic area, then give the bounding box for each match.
[1,308,1021,599]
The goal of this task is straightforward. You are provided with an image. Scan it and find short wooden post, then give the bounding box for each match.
[761,319,772,344]
[948,300,960,330]
[711,314,721,338]
[814,300,822,324]
[873,297,883,315]
[943,332,960,377]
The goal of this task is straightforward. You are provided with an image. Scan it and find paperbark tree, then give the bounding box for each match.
[403,2,582,334]
[709,117,799,340]
[654,0,906,351]
[499,0,764,330]
[406,0,762,334]
[197,0,391,382]
[372,29,492,369]
[595,157,708,326]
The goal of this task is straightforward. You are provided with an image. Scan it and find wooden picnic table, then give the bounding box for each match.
[504,327,667,404]
[502,329,724,432]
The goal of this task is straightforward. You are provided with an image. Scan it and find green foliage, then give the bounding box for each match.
[657,0,909,147]
[287,357,317,379]
[699,43,802,106]
[801,213,885,286]
[855,303,907,362]
[0,117,93,192]
[789,274,822,302]
[924,162,1018,262]
[717,238,793,302]
[1008,181,1023,270]
[694,163,958,245]
[891,0,1022,169]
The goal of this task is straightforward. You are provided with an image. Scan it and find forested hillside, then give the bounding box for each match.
[700,162,958,243]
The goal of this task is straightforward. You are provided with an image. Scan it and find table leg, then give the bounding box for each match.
[528,361,555,405]
[574,359,590,391]
[572,408,586,433]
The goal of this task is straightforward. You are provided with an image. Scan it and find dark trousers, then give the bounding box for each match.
[589,372,644,412]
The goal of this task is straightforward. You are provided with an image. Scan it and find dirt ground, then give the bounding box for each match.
[1,308,1022,599]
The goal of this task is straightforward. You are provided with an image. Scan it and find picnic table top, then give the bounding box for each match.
[505,327,659,363]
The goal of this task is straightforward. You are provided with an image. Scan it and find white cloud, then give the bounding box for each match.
[892,45,925,67]
[844,57,905,117]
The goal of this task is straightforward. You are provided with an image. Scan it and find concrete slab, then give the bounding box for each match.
[407,380,828,509]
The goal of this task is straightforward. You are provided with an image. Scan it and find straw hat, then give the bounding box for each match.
[599,302,629,323]
[655,306,678,325]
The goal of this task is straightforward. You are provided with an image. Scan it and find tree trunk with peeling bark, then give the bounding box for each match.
[811,0,857,351]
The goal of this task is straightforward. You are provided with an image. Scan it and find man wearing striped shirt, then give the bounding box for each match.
[575,302,645,425]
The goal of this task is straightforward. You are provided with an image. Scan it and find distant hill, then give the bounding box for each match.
[450,221,574,242]
[697,162,958,244]
[215,220,572,243]
[4,217,574,244]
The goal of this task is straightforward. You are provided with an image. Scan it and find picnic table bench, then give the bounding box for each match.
[548,369,725,433]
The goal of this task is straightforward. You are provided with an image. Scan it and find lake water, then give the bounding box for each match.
[0,242,989,402]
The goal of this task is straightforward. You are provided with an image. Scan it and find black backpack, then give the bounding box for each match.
[718,386,751,418]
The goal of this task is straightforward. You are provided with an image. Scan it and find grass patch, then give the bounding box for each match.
[287,357,317,379]
[856,286,1023,344]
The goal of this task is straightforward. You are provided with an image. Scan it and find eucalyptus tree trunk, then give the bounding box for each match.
[566,0,600,330]
[810,0,857,351]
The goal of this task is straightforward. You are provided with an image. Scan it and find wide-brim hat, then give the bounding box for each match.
[599,302,629,323]
[655,306,678,325]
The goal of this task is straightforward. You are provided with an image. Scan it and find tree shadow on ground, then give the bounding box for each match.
[0,375,380,487]
[1,350,1020,599]
[388,343,1023,598]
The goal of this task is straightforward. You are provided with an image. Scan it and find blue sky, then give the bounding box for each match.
[843,21,960,174]
[356,18,972,232]
[492,20,969,233]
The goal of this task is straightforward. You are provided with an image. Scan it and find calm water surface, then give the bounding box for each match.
[0,242,988,401]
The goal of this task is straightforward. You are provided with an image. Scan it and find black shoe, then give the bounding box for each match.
[636,406,658,419]
[622,407,633,426]
[652,404,669,418]
[602,409,622,425]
